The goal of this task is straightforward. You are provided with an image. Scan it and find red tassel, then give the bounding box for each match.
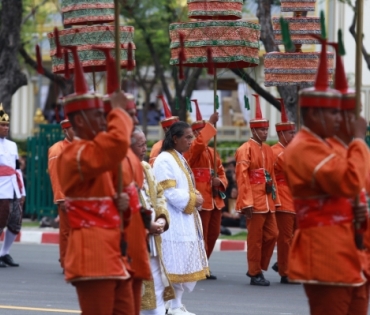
[36,45,44,75]
[54,27,62,58]
[127,42,134,71]
[64,49,70,79]
[207,48,214,75]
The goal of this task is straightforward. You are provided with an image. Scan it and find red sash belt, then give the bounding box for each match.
[275,173,287,186]
[193,168,212,183]
[248,168,266,185]
[294,196,353,229]
[0,165,23,194]
[65,198,120,229]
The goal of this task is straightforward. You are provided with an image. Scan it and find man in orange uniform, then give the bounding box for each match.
[56,45,135,315]
[235,94,280,286]
[48,119,74,270]
[270,99,297,284]
[284,35,370,315]
[184,99,227,280]
[149,95,179,166]
[97,46,152,315]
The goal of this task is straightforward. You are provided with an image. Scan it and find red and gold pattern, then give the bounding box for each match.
[280,0,316,11]
[272,17,321,44]
[48,25,135,74]
[169,21,260,68]
[187,0,243,20]
[264,52,334,87]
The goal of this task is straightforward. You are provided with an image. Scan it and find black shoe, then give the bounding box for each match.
[206,272,217,280]
[247,272,270,286]
[220,226,232,236]
[272,262,278,272]
[280,276,300,284]
[0,260,6,268]
[0,254,19,267]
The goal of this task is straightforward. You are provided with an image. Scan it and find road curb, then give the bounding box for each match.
[2,230,248,251]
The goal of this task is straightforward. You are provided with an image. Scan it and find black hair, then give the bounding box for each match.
[161,121,190,152]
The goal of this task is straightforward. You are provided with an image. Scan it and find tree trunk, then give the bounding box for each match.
[0,0,27,116]
[256,0,299,122]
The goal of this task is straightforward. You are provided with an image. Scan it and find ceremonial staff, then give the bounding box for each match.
[355,0,364,248]
[114,0,125,239]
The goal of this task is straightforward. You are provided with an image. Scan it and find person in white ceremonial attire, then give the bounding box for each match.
[0,104,26,268]
[130,128,175,315]
[153,121,208,315]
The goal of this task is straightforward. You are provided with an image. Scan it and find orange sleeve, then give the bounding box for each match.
[235,144,254,210]
[149,140,162,167]
[217,153,227,192]
[48,142,64,203]
[186,123,217,166]
[76,108,133,181]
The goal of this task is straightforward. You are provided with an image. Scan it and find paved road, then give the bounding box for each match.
[0,243,343,315]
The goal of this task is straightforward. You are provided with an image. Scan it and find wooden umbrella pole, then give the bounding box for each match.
[114,0,124,236]
[92,70,97,91]
[296,86,301,130]
[354,0,364,249]
[213,70,217,175]
[355,0,363,119]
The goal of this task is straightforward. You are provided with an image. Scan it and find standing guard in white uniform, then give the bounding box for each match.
[0,104,26,268]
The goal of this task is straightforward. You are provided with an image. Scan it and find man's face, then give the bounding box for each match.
[0,123,9,139]
[173,128,194,153]
[252,127,268,142]
[81,108,107,138]
[127,108,139,126]
[312,108,342,138]
[131,132,147,161]
[63,127,75,142]
[280,129,296,145]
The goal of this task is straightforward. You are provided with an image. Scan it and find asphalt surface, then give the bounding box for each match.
[0,243,349,315]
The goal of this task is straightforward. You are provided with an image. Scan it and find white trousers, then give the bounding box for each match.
[141,256,166,315]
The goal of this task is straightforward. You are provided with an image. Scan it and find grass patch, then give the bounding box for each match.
[219,231,247,240]
[22,221,40,228]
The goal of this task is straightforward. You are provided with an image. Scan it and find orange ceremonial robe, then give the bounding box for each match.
[284,127,369,285]
[117,148,151,315]
[57,108,133,283]
[149,140,163,167]
[271,142,295,278]
[235,138,281,212]
[184,122,227,258]
[235,138,280,276]
[48,138,71,269]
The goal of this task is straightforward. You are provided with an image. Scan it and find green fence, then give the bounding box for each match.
[25,124,63,219]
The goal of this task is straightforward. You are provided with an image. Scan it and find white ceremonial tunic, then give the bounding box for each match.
[0,138,25,199]
[140,161,174,314]
[153,150,208,285]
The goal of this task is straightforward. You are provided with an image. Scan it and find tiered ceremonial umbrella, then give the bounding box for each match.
[169,0,261,170]
[47,0,135,90]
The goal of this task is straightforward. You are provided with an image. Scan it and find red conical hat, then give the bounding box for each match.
[191,99,206,131]
[328,42,356,110]
[275,98,295,131]
[157,95,179,129]
[250,94,269,128]
[60,119,71,129]
[299,38,341,109]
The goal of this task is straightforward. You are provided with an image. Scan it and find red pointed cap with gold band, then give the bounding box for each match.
[191,99,206,131]
[54,31,103,116]
[249,94,269,128]
[157,95,179,129]
[60,119,71,129]
[328,30,356,110]
[92,46,136,114]
[299,12,341,109]
[275,98,295,131]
